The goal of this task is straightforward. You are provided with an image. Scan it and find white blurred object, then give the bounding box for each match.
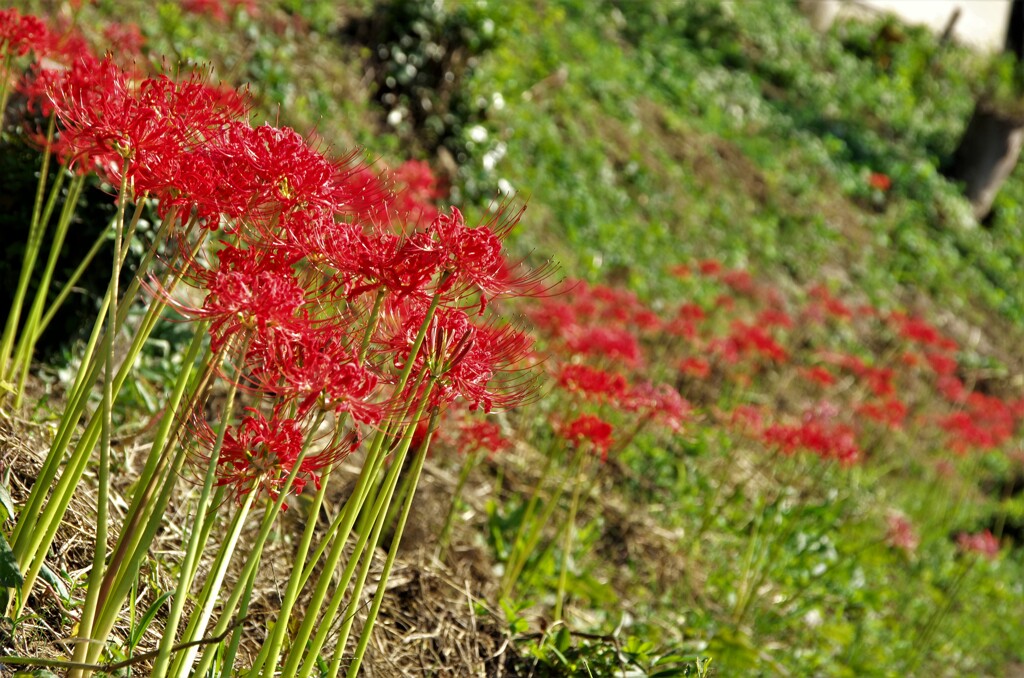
[845,0,1011,51]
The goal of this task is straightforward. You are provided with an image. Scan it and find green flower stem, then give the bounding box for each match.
[10,170,81,400]
[7,283,108,575]
[150,368,242,678]
[86,348,222,668]
[342,408,439,678]
[69,162,130,678]
[501,446,580,601]
[324,406,434,675]
[34,219,106,340]
[0,115,57,379]
[218,553,260,675]
[14,290,173,616]
[279,291,443,674]
[10,213,177,574]
[436,448,485,563]
[0,53,13,118]
[554,453,588,622]
[286,382,433,678]
[499,445,561,599]
[187,439,323,678]
[14,192,141,406]
[168,491,257,678]
[253,462,334,677]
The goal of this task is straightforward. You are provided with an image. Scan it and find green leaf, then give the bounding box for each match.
[0,483,14,523]
[554,626,571,654]
[37,564,68,603]
[0,531,23,588]
[129,590,174,651]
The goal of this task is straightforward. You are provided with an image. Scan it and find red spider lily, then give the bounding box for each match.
[562,414,614,460]
[526,299,578,339]
[857,398,907,429]
[244,329,382,423]
[48,60,248,195]
[425,206,541,311]
[565,326,643,367]
[936,374,967,403]
[665,302,706,340]
[761,403,860,465]
[380,304,538,413]
[556,364,629,401]
[868,172,891,192]
[182,0,257,22]
[335,163,393,223]
[756,308,793,330]
[391,159,444,224]
[373,231,445,300]
[668,263,691,278]
[435,320,537,413]
[940,393,1017,452]
[623,382,691,433]
[802,366,836,387]
[171,243,309,351]
[885,512,919,554]
[956,530,999,560]
[901,351,921,368]
[697,259,722,275]
[925,352,958,377]
[715,321,788,364]
[679,357,711,379]
[102,23,145,59]
[728,404,767,434]
[837,355,895,398]
[184,123,365,221]
[762,420,860,465]
[198,407,351,503]
[806,284,853,322]
[457,419,511,455]
[719,268,756,296]
[0,8,51,57]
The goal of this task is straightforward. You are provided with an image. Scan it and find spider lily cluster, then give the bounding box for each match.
[0,8,548,677]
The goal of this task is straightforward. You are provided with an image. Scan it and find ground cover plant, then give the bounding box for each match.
[2,0,1024,676]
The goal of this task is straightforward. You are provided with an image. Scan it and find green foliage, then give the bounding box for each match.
[510,626,711,677]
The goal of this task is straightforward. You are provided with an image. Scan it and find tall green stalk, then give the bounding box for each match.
[0,115,57,380]
[69,160,130,677]
[342,408,439,678]
[150,366,242,678]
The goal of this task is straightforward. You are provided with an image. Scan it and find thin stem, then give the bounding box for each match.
[343,408,439,678]
[188,440,322,678]
[169,493,257,678]
[69,158,129,678]
[436,448,485,563]
[0,115,56,379]
[554,453,587,622]
[289,385,433,678]
[254,414,330,677]
[499,446,560,599]
[501,447,580,601]
[150,369,242,678]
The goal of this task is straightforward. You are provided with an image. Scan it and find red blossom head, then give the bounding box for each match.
[679,357,711,379]
[557,364,628,401]
[0,8,52,58]
[868,172,892,192]
[956,530,999,560]
[624,382,691,433]
[885,512,919,554]
[457,418,511,456]
[204,407,351,504]
[562,414,614,460]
